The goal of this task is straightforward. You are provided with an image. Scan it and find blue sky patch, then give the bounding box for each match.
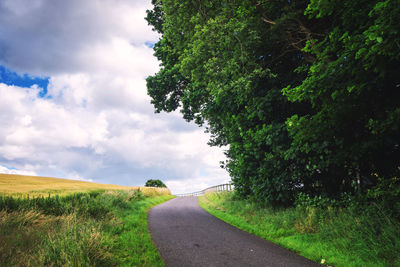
[0,65,49,97]
[145,41,155,48]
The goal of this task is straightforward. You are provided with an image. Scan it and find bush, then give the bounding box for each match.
[365,177,400,220]
[145,179,167,188]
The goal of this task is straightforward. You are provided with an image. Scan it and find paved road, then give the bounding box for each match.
[148,197,321,267]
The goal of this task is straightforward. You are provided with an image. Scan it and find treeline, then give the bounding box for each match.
[146,0,400,206]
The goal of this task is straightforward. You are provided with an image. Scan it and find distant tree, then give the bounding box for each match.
[145,179,167,188]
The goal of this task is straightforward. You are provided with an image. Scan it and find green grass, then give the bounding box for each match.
[0,190,174,266]
[112,194,175,266]
[199,192,400,267]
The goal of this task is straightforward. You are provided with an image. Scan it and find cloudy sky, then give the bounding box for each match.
[0,0,229,194]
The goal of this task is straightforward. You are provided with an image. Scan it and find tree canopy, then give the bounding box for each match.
[145,179,167,188]
[146,0,400,205]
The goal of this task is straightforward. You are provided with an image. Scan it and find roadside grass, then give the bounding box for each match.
[199,192,400,267]
[113,195,174,266]
[0,173,171,197]
[0,189,174,266]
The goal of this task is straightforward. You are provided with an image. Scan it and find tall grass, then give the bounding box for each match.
[199,192,400,267]
[0,190,174,266]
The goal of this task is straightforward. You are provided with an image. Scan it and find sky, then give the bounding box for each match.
[0,0,230,194]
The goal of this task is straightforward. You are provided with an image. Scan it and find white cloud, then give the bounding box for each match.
[0,0,230,194]
[0,0,159,75]
[0,165,37,176]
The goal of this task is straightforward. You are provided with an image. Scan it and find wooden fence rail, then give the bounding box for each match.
[175,183,234,197]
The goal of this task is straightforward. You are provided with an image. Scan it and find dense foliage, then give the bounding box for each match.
[146,0,400,205]
[145,179,167,188]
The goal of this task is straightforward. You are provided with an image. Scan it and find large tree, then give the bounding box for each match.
[283,0,400,195]
[146,0,400,205]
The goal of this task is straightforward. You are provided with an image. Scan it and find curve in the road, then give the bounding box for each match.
[148,196,321,267]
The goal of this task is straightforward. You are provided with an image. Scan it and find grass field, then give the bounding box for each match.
[0,173,170,197]
[0,174,173,266]
[199,192,400,267]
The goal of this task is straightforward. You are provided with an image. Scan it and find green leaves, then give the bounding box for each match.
[146,0,400,206]
[145,179,167,188]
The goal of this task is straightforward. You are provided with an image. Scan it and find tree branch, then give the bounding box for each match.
[252,0,276,25]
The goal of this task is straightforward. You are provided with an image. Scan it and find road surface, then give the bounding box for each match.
[148,197,321,267]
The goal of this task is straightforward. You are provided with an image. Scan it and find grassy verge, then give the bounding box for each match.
[112,194,174,266]
[199,192,400,267]
[0,190,174,266]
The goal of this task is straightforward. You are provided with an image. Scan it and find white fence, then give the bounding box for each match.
[175,183,234,197]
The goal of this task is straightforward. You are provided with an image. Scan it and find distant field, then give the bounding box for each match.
[0,173,170,197]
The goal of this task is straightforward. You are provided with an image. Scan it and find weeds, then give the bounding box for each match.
[0,189,173,266]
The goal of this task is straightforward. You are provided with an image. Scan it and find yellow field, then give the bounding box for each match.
[0,173,170,197]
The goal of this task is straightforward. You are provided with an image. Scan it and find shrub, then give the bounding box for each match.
[145,179,167,188]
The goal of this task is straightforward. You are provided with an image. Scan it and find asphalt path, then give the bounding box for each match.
[148,197,321,267]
